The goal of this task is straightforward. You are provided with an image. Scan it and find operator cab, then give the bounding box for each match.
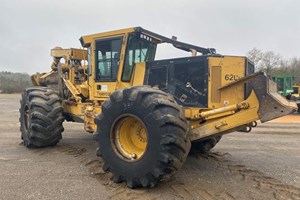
[79,27,218,103]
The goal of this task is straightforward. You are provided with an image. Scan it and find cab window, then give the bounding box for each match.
[122,34,157,82]
[95,37,123,82]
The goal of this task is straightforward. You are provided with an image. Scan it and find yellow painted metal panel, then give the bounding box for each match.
[190,90,260,141]
[211,66,221,103]
[131,63,146,86]
[208,56,246,109]
[51,48,87,60]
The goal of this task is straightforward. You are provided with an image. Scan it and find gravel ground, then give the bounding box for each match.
[0,93,299,200]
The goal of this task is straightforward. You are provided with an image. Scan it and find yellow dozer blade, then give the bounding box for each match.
[251,73,297,122]
[190,72,297,141]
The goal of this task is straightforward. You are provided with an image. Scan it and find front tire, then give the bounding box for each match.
[19,87,64,148]
[95,86,191,188]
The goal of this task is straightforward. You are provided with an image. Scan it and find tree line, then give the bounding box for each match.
[247,48,300,84]
[0,71,32,93]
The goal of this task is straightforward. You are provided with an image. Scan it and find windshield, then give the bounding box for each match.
[276,78,284,92]
[121,33,157,82]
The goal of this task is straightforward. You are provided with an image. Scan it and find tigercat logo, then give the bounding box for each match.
[96,92,111,97]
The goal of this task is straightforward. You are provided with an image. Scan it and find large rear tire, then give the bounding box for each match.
[94,86,191,188]
[190,136,222,155]
[19,87,64,148]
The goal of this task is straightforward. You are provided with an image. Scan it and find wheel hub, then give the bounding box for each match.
[111,115,148,162]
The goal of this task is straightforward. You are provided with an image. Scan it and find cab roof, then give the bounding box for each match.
[79,27,216,55]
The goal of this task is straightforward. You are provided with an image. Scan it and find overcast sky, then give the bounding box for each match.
[1,0,299,74]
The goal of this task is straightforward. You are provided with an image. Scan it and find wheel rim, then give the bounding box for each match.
[24,105,30,131]
[111,115,148,162]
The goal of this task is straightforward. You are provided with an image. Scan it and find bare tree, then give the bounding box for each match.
[260,51,281,75]
[247,48,281,75]
[285,57,300,84]
[247,48,263,67]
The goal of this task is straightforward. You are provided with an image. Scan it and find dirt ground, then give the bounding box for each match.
[0,93,300,200]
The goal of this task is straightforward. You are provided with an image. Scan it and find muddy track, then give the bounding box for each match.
[210,152,300,200]
[50,144,300,200]
[3,94,300,199]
